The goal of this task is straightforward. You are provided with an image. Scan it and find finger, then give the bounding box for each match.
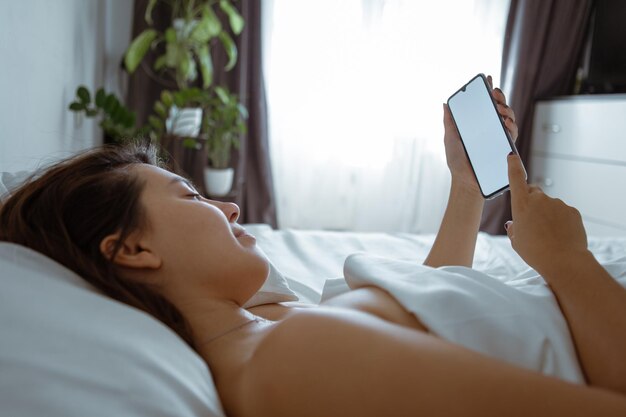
[507,153,528,212]
[443,103,455,128]
[487,75,494,90]
[497,104,516,122]
[504,118,518,142]
[491,87,506,104]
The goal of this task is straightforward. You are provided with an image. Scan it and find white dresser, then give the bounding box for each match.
[530,95,626,236]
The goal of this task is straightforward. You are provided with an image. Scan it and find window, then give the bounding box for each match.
[264,0,510,232]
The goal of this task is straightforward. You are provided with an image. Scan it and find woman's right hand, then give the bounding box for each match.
[505,154,589,275]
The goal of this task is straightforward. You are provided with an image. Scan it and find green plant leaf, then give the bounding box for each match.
[86,109,99,117]
[178,50,197,83]
[183,138,197,149]
[160,90,174,108]
[165,27,177,43]
[165,41,182,67]
[237,102,249,119]
[195,44,213,88]
[69,102,85,111]
[124,29,158,73]
[173,92,185,107]
[77,86,91,104]
[103,94,117,113]
[219,0,245,35]
[205,5,223,36]
[154,101,167,118]
[218,32,237,71]
[177,88,190,104]
[190,5,221,43]
[144,0,158,25]
[154,54,167,71]
[148,115,164,131]
[214,86,229,104]
[124,112,136,129]
[95,88,106,108]
[111,104,124,123]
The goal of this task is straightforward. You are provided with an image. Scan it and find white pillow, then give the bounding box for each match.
[0,169,297,416]
[0,242,226,417]
[0,170,31,201]
[0,169,298,308]
[246,246,298,307]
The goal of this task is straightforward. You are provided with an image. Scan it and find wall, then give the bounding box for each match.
[0,0,132,173]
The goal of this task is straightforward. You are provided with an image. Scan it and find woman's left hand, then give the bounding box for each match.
[443,75,518,195]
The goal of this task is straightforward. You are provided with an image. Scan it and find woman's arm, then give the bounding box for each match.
[424,80,517,268]
[423,179,483,267]
[246,310,626,417]
[544,252,626,394]
[506,154,626,395]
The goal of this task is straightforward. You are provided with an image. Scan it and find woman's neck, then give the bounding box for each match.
[173,294,275,416]
[175,294,272,366]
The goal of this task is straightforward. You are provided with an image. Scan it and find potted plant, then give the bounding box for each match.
[145,85,246,196]
[68,86,145,144]
[123,0,244,138]
[202,86,247,196]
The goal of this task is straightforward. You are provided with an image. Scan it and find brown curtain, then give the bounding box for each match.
[212,0,277,227]
[480,0,593,234]
[127,0,278,227]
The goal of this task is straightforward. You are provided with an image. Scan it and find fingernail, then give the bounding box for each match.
[508,151,514,156]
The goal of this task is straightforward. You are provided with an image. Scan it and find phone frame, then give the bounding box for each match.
[446,73,521,200]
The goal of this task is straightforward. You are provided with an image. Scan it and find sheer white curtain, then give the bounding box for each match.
[263,0,510,232]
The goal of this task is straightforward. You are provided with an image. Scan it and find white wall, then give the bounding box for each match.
[0,0,133,173]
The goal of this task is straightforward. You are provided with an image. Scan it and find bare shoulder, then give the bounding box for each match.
[238,308,626,417]
[240,308,405,416]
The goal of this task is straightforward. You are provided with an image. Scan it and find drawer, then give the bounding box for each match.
[531,97,626,163]
[530,155,626,234]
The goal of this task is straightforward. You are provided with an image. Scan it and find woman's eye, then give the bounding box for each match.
[188,193,203,200]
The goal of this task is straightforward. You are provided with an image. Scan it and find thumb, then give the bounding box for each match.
[443,103,454,128]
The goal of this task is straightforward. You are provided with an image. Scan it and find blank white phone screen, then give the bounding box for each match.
[447,75,513,198]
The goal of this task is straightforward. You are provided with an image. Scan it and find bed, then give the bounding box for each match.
[2,169,626,416]
[245,223,626,303]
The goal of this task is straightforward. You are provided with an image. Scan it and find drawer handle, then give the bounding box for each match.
[542,123,561,133]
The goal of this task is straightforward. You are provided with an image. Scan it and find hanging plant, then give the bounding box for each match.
[124,0,244,90]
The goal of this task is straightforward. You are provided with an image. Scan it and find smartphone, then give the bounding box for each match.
[447,73,524,199]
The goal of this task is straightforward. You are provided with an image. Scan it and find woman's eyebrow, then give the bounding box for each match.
[168,177,196,191]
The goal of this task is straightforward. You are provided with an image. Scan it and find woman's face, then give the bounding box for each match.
[133,164,269,305]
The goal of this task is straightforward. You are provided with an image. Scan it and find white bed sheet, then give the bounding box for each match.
[244,224,626,303]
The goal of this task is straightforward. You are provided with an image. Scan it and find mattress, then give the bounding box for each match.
[244,224,626,304]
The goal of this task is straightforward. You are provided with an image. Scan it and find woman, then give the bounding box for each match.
[1,79,626,416]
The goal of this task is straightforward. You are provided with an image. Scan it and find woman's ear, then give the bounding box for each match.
[99,232,162,270]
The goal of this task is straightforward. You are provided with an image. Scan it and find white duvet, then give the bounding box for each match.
[321,253,626,384]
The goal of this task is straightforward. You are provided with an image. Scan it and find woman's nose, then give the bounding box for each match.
[216,201,240,223]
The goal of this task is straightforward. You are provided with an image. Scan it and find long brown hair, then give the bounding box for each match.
[0,144,195,348]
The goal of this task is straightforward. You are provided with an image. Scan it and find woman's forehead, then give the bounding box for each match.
[134,164,195,194]
[135,164,177,185]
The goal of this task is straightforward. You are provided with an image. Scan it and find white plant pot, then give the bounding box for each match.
[204,167,234,197]
[166,106,202,137]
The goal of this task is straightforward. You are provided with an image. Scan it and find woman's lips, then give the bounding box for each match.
[233,227,255,241]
